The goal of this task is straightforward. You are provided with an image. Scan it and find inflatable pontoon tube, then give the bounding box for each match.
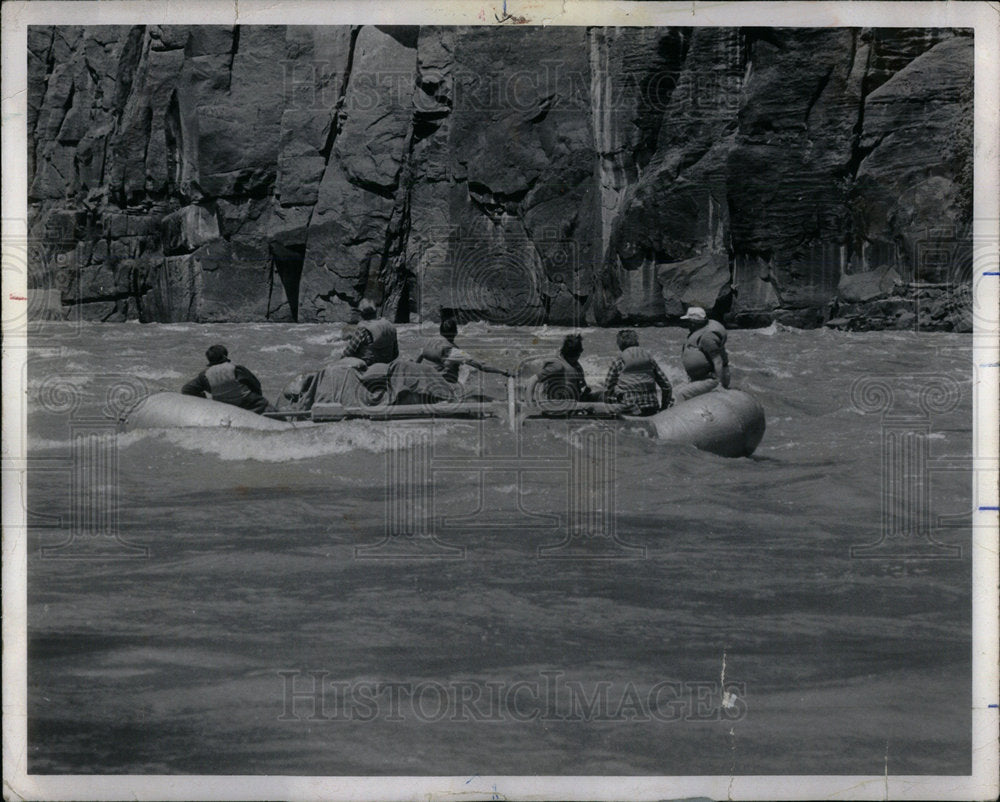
[644,389,765,457]
[122,393,295,431]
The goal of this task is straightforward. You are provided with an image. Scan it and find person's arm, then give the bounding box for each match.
[700,331,730,387]
[603,358,623,400]
[713,354,731,388]
[652,360,673,408]
[471,361,510,376]
[181,372,210,397]
[705,337,729,387]
[652,359,671,390]
[341,328,371,359]
[234,365,263,396]
[533,361,560,399]
[449,347,510,377]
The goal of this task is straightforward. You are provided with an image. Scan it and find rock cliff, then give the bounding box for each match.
[27,25,973,329]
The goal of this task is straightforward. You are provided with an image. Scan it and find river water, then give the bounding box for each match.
[22,321,972,775]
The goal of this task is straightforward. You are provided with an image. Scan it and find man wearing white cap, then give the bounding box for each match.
[676,306,730,403]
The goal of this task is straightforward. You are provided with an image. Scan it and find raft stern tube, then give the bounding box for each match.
[647,389,765,458]
[521,390,765,457]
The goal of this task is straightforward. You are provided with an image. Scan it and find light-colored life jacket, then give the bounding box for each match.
[205,361,253,405]
[357,317,398,365]
[615,346,659,398]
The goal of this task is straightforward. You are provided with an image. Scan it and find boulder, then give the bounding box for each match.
[656,252,731,310]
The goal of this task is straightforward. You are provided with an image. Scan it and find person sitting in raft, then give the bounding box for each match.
[676,305,730,403]
[603,329,673,416]
[528,333,600,403]
[415,317,510,383]
[340,299,399,369]
[181,344,274,414]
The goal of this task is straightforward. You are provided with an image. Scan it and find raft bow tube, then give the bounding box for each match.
[644,389,765,457]
[123,390,765,457]
[121,393,296,431]
[121,392,505,430]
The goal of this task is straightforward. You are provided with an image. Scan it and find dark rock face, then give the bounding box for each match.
[27,25,973,329]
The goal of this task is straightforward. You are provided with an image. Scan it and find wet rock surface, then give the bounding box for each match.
[27,25,972,329]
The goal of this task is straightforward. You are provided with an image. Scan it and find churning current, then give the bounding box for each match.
[24,321,972,775]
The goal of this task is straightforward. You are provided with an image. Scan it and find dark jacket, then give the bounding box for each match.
[419,336,460,383]
[536,355,591,401]
[682,320,728,381]
[182,361,269,413]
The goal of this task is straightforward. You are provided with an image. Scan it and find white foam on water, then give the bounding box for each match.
[763,441,802,450]
[142,322,200,333]
[301,329,346,345]
[34,347,96,360]
[52,360,101,375]
[116,419,485,462]
[26,374,93,393]
[761,367,798,379]
[123,367,184,380]
[259,344,305,354]
[23,430,163,454]
[26,378,92,392]
[115,425,386,461]
[753,321,793,336]
[528,324,580,340]
[26,436,75,451]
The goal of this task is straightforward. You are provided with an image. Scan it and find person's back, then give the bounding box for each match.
[418,334,461,383]
[203,361,251,405]
[676,307,730,403]
[682,317,728,381]
[534,334,593,402]
[341,299,399,368]
[181,344,273,414]
[604,330,672,415]
[357,315,399,366]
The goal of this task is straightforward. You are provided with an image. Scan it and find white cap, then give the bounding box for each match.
[680,306,707,321]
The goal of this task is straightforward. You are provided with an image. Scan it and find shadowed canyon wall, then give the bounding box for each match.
[27,25,973,329]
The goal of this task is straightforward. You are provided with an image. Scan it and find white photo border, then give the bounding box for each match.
[2,2,997,800]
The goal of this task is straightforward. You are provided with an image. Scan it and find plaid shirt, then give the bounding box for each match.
[604,355,672,413]
[341,327,373,360]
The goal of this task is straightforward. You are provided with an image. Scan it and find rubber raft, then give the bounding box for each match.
[122,390,765,457]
